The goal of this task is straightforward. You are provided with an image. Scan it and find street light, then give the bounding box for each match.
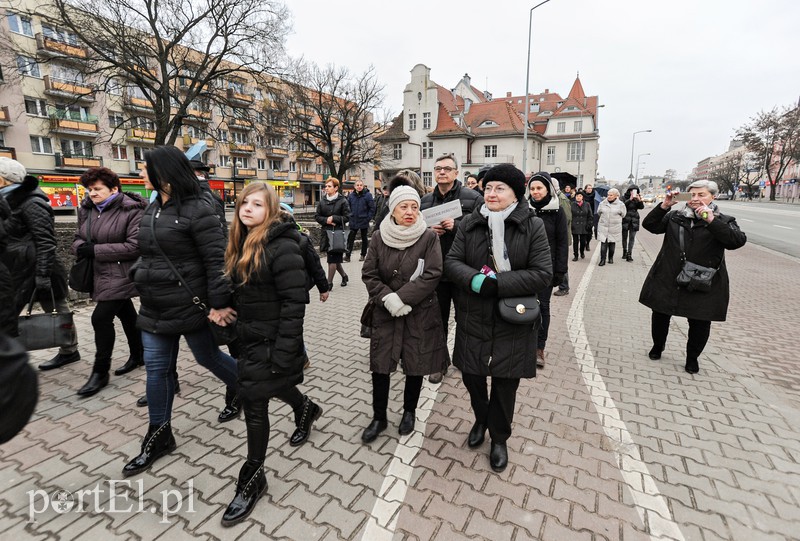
[629,129,652,181]
[522,0,552,174]
[635,152,650,184]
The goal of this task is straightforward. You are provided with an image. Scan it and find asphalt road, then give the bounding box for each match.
[714,201,800,258]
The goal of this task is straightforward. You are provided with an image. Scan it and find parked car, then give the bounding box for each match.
[716,193,731,200]
[642,193,656,203]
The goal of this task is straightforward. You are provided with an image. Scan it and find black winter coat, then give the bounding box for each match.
[347,188,376,230]
[638,205,746,322]
[0,198,14,334]
[421,183,484,258]
[530,198,569,276]
[72,192,147,301]
[315,195,350,252]
[1,176,69,307]
[133,196,232,334]
[233,220,307,398]
[445,204,553,379]
[570,200,593,235]
[622,187,645,231]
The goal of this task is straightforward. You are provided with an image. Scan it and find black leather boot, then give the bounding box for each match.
[467,422,486,448]
[398,410,415,436]
[361,419,387,443]
[289,396,323,447]
[218,388,241,423]
[608,243,616,264]
[39,351,80,371]
[122,422,177,477]
[221,459,267,527]
[77,371,109,397]
[115,353,144,376]
[490,441,508,472]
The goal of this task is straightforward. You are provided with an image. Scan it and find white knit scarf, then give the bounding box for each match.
[379,214,428,250]
[325,192,340,202]
[479,201,518,272]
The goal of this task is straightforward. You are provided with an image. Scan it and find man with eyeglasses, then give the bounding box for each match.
[421,154,483,383]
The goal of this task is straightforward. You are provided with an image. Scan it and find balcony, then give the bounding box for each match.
[265,146,288,157]
[263,123,285,134]
[49,110,99,136]
[235,168,256,178]
[36,33,89,59]
[185,108,212,122]
[295,151,315,161]
[129,64,158,79]
[0,106,10,127]
[182,135,215,149]
[0,147,16,159]
[273,170,288,179]
[55,153,103,169]
[44,75,95,102]
[300,172,323,182]
[127,128,156,142]
[228,118,253,130]
[349,176,361,182]
[226,88,255,105]
[123,93,154,113]
[229,142,254,154]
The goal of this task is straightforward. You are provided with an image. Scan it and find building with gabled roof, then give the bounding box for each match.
[377,64,602,189]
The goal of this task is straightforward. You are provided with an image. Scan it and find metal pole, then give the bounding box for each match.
[522,0,551,174]
[635,153,649,184]
[629,129,651,181]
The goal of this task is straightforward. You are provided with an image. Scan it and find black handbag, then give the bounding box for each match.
[360,299,375,338]
[497,295,540,325]
[676,227,718,292]
[326,226,347,254]
[17,289,76,351]
[68,210,94,292]
[148,211,236,345]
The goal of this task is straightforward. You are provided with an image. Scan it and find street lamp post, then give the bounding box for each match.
[635,152,650,184]
[629,129,652,182]
[522,0,552,174]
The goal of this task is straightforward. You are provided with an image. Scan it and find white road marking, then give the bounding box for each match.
[567,250,686,541]
[773,225,793,230]
[738,218,754,222]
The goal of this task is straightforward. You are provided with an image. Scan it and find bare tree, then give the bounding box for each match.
[737,105,800,201]
[23,0,290,145]
[279,63,385,183]
[710,152,747,196]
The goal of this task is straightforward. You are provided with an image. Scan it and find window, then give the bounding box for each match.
[288,141,297,151]
[422,141,433,159]
[219,155,231,167]
[574,120,583,133]
[111,145,127,160]
[30,136,53,154]
[108,112,125,128]
[0,133,5,147]
[53,103,90,121]
[133,117,155,131]
[423,112,431,130]
[393,143,402,160]
[484,145,497,158]
[556,121,566,133]
[408,113,416,131]
[107,79,123,96]
[133,146,147,161]
[257,159,266,170]
[269,159,281,170]
[567,142,585,162]
[41,24,79,46]
[232,131,248,144]
[315,164,323,174]
[268,136,281,147]
[289,161,296,172]
[234,158,248,168]
[219,130,228,142]
[51,64,84,85]
[60,139,93,157]
[24,97,48,117]
[7,13,33,37]
[16,55,40,77]
[546,145,555,165]
[422,172,432,187]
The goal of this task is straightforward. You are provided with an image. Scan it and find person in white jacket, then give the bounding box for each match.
[596,188,626,266]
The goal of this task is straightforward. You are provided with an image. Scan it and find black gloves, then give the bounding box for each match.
[479,277,499,298]
[77,242,95,259]
[35,275,52,291]
[552,273,565,288]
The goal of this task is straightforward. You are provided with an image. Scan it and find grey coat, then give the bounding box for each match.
[596,198,626,242]
[362,229,449,376]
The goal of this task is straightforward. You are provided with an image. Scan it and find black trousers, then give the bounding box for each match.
[435,281,456,337]
[91,299,142,374]
[462,374,520,444]
[346,228,369,257]
[536,286,553,350]
[372,372,423,421]
[241,386,304,462]
[621,228,637,255]
[651,311,712,362]
[572,234,588,257]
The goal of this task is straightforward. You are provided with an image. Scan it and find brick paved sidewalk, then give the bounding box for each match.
[1,216,799,540]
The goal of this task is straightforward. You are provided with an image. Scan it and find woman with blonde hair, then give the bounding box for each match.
[221,182,322,526]
[315,177,350,289]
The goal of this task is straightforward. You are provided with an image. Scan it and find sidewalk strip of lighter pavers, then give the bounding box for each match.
[568,249,685,541]
[360,322,456,540]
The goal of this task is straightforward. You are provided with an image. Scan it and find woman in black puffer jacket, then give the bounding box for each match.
[123,147,238,478]
[621,185,645,261]
[220,182,322,527]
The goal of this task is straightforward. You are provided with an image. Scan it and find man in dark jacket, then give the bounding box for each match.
[0,159,79,369]
[420,154,483,383]
[345,180,375,262]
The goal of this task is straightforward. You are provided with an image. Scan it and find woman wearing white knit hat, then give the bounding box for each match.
[360,186,450,443]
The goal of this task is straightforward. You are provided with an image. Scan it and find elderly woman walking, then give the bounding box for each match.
[639,180,746,374]
[596,188,626,266]
[445,164,552,472]
[361,186,449,442]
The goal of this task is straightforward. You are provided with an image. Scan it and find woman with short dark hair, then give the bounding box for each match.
[315,177,350,290]
[72,167,148,396]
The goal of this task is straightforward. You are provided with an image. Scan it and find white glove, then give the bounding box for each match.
[382,292,412,317]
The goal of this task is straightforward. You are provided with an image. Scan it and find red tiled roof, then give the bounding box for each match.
[375,112,409,142]
[465,101,525,136]
[567,76,586,101]
[470,85,488,102]
[428,103,467,137]
[436,85,465,114]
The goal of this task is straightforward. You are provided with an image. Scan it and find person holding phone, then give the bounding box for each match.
[621,186,645,262]
[639,180,746,374]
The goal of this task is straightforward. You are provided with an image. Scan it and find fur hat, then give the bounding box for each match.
[483,163,527,202]
[387,186,420,213]
[0,157,26,184]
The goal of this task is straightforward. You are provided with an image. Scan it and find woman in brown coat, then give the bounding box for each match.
[361,186,449,443]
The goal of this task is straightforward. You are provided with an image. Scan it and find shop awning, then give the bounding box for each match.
[267,180,300,188]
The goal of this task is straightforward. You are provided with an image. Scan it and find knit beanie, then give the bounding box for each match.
[483,163,527,202]
[0,158,26,184]
[388,186,421,213]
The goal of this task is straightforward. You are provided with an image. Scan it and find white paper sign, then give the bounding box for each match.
[421,200,463,225]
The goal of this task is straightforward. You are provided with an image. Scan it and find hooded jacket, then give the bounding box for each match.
[622,186,645,231]
[527,174,569,275]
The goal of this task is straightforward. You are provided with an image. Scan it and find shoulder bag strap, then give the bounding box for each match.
[678,224,686,263]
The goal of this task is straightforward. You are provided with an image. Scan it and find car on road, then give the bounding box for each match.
[642,193,656,203]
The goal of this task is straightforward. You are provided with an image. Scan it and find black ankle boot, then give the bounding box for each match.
[221,459,267,527]
[77,371,109,397]
[289,396,323,447]
[398,410,415,436]
[490,441,508,472]
[218,388,241,423]
[467,422,486,448]
[685,358,699,374]
[115,353,144,376]
[122,422,176,477]
[361,419,387,443]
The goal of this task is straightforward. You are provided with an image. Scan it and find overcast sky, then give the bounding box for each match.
[284,0,800,183]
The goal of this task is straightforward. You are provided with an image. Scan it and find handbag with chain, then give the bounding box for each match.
[484,226,541,325]
[675,226,718,292]
[68,209,94,292]
[17,288,76,351]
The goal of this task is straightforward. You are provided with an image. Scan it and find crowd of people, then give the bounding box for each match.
[0,151,746,523]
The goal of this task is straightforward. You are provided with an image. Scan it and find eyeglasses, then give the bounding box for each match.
[433,166,455,173]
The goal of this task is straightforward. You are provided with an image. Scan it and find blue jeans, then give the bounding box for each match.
[142,327,238,425]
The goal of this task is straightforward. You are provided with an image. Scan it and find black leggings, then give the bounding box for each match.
[241,386,304,462]
[91,299,142,374]
[651,311,711,362]
[371,372,423,421]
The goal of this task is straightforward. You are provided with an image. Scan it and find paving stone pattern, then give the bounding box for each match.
[1,208,799,540]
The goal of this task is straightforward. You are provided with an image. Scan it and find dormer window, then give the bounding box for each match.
[479,120,498,128]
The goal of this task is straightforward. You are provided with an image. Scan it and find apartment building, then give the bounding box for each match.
[377,64,602,189]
